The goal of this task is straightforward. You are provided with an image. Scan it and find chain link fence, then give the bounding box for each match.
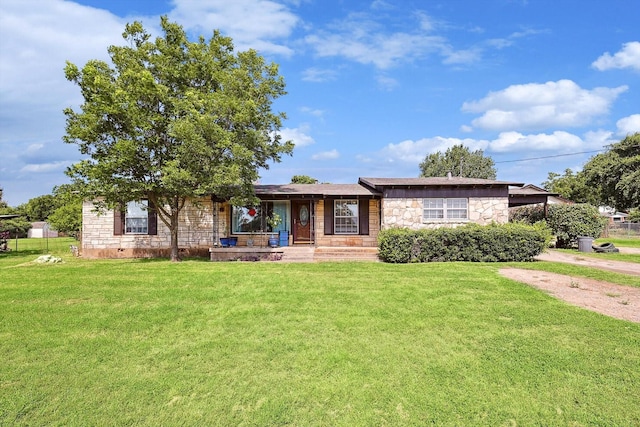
[603,222,640,237]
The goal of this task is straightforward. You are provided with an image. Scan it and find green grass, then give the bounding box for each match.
[1,239,640,426]
[555,248,640,264]
[595,236,640,248]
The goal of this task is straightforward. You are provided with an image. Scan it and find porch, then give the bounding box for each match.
[209,245,380,262]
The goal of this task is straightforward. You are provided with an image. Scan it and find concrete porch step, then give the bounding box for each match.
[313,247,380,262]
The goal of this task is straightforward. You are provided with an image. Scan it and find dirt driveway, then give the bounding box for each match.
[500,249,640,323]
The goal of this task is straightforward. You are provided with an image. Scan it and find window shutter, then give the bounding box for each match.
[148,200,157,235]
[323,199,334,235]
[359,199,369,235]
[114,207,124,235]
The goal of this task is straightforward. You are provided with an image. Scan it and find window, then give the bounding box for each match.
[125,200,149,234]
[423,198,468,221]
[334,199,358,234]
[231,201,289,234]
[114,199,156,236]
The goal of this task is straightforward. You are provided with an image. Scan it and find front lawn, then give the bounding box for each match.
[1,243,639,425]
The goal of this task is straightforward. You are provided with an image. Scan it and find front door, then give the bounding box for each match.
[292,201,311,243]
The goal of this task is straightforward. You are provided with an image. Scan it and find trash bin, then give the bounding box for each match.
[279,230,289,247]
[577,236,594,253]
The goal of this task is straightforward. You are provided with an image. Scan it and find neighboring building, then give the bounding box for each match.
[28,222,58,238]
[599,206,629,224]
[81,176,524,258]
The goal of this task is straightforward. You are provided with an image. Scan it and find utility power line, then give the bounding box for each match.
[494,149,605,164]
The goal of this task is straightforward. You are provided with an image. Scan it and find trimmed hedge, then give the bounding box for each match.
[378,222,550,263]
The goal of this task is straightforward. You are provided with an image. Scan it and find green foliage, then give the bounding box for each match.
[541,168,598,204]
[419,144,496,179]
[546,204,607,248]
[46,185,83,238]
[582,133,640,211]
[290,175,317,184]
[21,194,57,221]
[509,204,546,224]
[378,222,550,263]
[0,206,31,238]
[0,187,7,209]
[627,208,640,223]
[63,17,292,260]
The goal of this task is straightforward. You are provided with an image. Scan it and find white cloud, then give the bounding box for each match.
[20,161,70,173]
[304,12,448,69]
[301,67,338,82]
[592,41,640,71]
[278,125,315,147]
[376,74,399,91]
[462,80,628,131]
[616,114,640,135]
[488,131,584,152]
[311,149,339,160]
[380,137,489,164]
[169,0,299,56]
[300,106,325,118]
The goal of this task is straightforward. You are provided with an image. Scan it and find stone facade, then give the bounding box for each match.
[381,197,509,230]
[315,199,380,247]
[81,197,215,258]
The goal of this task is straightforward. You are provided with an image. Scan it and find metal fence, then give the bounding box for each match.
[603,222,640,237]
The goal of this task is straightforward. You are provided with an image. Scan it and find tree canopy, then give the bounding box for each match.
[419,144,496,179]
[63,17,293,260]
[290,175,317,184]
[46,184,83,239]
[22,195,57,222]
[581,133,640,211]
[541,168,598,205]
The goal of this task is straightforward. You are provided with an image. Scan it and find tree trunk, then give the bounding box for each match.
[169,200,181,262]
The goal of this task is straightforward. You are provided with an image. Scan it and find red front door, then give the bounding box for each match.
[292,201,311,243]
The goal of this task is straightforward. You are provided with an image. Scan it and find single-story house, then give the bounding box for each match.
[599,206,629,223]
[81,176,524,258]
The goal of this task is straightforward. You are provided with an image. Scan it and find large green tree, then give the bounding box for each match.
[63,17,293,261]
[541,168,599,205]
[581,133,640,211]
[47,184,83,239]
[419,144,496,179]
[21,194,57,222]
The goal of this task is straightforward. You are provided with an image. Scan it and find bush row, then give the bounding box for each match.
[378,222,550,263]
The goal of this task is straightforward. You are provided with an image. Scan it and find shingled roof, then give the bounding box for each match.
[359,177,524,189]
[254,183,380,198]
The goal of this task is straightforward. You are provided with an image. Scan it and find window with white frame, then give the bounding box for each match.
[125,200,148,234]
[423,198,468,221]
[334,199,358,234]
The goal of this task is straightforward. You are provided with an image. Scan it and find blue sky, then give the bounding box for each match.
[1,0,638,206]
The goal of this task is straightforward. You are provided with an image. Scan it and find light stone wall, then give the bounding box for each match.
[315,199,380,247]
[381,197,509,230]
[82,197,215,258]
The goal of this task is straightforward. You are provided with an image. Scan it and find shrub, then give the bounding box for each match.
[509,205,546,224]
[546,204,607,248]
[378,222,550,263]
[377,228,414,263]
